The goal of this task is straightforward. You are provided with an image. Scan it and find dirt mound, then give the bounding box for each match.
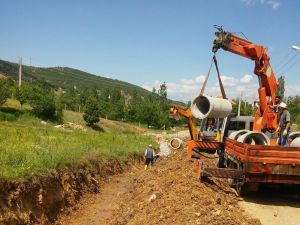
[0,158,138,225]
[108,150,261,225]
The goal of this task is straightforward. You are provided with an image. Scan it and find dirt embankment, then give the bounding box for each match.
[0,157,141,225]
[58,148,261,225]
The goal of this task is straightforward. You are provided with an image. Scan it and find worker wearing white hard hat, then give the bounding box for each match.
[277,102,291,146]
[144,144,156,170]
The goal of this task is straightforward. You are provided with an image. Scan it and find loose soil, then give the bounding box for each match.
[57,147,260,225]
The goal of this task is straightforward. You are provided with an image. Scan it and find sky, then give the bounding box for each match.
[1,0,300,102]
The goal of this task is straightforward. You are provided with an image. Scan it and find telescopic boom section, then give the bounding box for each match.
[212,31,278,132]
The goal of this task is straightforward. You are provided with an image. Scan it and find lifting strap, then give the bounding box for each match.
[199,56,214,96]
[213,54,227,99]
[199,54,227,99]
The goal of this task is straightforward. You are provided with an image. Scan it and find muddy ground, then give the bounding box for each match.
[57,147,260,225]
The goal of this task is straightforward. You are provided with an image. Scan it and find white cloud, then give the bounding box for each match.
[142,74,260,103]
[240,74,253,83]
[267,0,280,9]
[241,0,280,9]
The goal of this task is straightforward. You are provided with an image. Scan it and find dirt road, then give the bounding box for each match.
[239,187,300,225]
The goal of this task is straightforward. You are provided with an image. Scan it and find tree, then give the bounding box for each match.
[15,85,31,108]
[158,82,167,99]
[30,88,56,119]
[287,95,300,124]
[0,78,13,105]
[83,96,100,126]
[276,76,285,99]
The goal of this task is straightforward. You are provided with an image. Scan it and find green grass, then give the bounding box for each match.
[292,124,300,132]
[0,109,155,180]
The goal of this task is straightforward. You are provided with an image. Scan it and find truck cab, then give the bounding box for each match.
[199,114,254,141]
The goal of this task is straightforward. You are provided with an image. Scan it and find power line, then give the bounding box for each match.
[273,49,294,70]
[276,52,299,74]
[279,56,300,75]
[273,42,300,72]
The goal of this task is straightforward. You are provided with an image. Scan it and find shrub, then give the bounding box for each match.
[0,78,13,105]
[83,96,100,126]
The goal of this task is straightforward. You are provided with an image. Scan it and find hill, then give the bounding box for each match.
[0,59,151,96]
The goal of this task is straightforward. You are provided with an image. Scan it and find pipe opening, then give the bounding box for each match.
[237,131,269,145]
[195,96,210,115]
[191,95,232,119]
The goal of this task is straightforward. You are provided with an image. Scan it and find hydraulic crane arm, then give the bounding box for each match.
[212,29,278,132]
[169,105,198,140]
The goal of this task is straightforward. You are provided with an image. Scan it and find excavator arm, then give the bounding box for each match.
[169,105,198,140]
[212,29,278,132]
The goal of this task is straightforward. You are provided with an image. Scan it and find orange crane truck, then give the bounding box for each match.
[196,28,300,195]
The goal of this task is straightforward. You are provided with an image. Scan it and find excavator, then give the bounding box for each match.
[194,27,300,195]
[169,105,222,158]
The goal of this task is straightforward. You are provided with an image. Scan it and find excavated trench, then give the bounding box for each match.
[0,157,142,225]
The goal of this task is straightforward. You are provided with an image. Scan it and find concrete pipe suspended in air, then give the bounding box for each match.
[228,130,249,140]
[237,131,270,146]
[290,137,300,147]
[191,95,232,119]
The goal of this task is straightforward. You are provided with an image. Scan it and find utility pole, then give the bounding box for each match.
[238,92,242,116]
[18,57,22,88]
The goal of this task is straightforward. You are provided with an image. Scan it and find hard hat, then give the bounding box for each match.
[278,102,287,109]
[149,144,152,147]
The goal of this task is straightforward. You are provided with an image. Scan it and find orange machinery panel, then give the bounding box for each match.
[187,140,220,159]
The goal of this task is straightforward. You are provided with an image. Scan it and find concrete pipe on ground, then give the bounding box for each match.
[289,132,300,141]
[290,137,300,147]
[237,131,270,146]
[191,95,232,119]
[228,130,249,140]
[170,138,183,149]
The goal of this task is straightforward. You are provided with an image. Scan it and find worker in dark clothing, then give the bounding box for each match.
[277,102,291,146]
[274,95,282,114]
[144,144,156,170]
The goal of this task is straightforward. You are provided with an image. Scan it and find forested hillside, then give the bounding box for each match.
[0,59,186,129]
[0,59,150,96]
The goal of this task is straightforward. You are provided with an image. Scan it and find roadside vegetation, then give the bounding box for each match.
[1,60,300,181]
[0,109,154,180]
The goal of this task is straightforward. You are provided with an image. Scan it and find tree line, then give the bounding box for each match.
[0,78,175,128]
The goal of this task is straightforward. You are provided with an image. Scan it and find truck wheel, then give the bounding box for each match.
[236,183,248,197]
[227,161,237,187]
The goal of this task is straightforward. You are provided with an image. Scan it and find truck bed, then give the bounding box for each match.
[225,138,300,184]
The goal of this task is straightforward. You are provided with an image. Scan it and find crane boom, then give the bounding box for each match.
[212,30,278,132]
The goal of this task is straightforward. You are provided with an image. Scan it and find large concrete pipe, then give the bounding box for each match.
[191,95,232,119]
[289,132,300,141]
[170,138,183,149]
[237,131,270,145]
[228,130,249,140]
[290,137,300,147]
